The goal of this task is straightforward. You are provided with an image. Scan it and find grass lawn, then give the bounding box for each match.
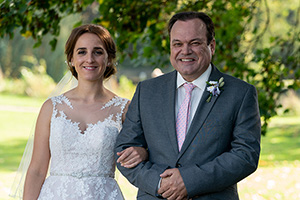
[0,94,300,200]
[238,115,300,200]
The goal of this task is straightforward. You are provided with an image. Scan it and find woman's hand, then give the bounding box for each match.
[116,147,148,168]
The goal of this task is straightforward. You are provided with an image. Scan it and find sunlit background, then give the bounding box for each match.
[1,0,299,199]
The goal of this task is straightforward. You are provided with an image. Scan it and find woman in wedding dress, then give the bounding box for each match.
[22,24,148,200]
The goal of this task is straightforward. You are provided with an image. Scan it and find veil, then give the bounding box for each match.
[9,70,78,199]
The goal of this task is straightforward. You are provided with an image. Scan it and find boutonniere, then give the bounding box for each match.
[206,77,224,102]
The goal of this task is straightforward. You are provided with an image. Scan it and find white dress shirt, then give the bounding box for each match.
[176,64,212,132]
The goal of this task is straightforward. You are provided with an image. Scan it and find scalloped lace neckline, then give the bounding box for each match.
[54,95,120,135]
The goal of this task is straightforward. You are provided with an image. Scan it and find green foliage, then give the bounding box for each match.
[0,0,299,135]
[115,75,137,100]
[278,90,300,116]
[0,14,80,81]
[0,0,89,50]
[96,0,173,63]
[0,56,56,97]
[0,78,27,95]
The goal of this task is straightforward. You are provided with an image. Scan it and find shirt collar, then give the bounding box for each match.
[176,64,212,90]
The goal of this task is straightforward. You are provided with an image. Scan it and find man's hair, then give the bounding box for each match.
[168,11,215,45]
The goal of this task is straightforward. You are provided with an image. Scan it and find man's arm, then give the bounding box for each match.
[115,83,169,197]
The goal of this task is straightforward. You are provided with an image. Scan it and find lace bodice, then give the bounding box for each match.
[37,94,128,200]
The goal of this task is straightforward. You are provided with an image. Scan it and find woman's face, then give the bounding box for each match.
[71,33,109,82]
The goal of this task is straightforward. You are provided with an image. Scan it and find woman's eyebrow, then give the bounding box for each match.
[76,47,104,51]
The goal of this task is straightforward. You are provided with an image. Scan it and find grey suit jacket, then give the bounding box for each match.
[115,65,261,200]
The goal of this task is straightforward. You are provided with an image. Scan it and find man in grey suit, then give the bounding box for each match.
[115,11,261,200]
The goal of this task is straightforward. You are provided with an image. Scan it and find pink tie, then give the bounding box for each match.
[176,83,196,151]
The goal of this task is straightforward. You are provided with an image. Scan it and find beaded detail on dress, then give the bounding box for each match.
[37,94,128,200]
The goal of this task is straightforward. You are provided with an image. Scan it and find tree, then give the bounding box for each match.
[0,0,299,135]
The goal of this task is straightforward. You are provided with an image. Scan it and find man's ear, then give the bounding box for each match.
[209,38,216,56]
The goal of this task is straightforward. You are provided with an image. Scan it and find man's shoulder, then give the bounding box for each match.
[217,73,257,98]
[141,70,176,86]
[221,72,253,88]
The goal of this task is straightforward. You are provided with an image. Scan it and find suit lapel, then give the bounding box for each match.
[161,71,179,153]
[178,65,224,157]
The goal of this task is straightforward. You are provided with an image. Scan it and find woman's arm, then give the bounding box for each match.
[23,99,52,200]
[117,147,148,168]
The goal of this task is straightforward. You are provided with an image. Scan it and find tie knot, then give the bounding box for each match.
[183,83,195,93]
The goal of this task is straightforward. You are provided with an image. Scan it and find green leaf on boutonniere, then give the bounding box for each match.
[206,77,224,102]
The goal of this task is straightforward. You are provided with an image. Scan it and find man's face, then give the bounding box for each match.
[170,18,215,82]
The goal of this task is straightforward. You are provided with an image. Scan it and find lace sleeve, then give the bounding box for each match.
[118,98,130,125]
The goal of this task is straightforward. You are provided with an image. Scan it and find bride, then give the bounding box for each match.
[18,24,147,200]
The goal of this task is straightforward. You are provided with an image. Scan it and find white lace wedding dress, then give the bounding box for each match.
[37,94,128,200]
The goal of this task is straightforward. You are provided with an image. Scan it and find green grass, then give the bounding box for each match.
[0,93,44,107]
[0,94,43,200]
[238,115,300,200]
[260,116,300,164]
[0,94,300,200]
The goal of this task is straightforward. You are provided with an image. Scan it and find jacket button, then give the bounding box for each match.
[176,164,182,168]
